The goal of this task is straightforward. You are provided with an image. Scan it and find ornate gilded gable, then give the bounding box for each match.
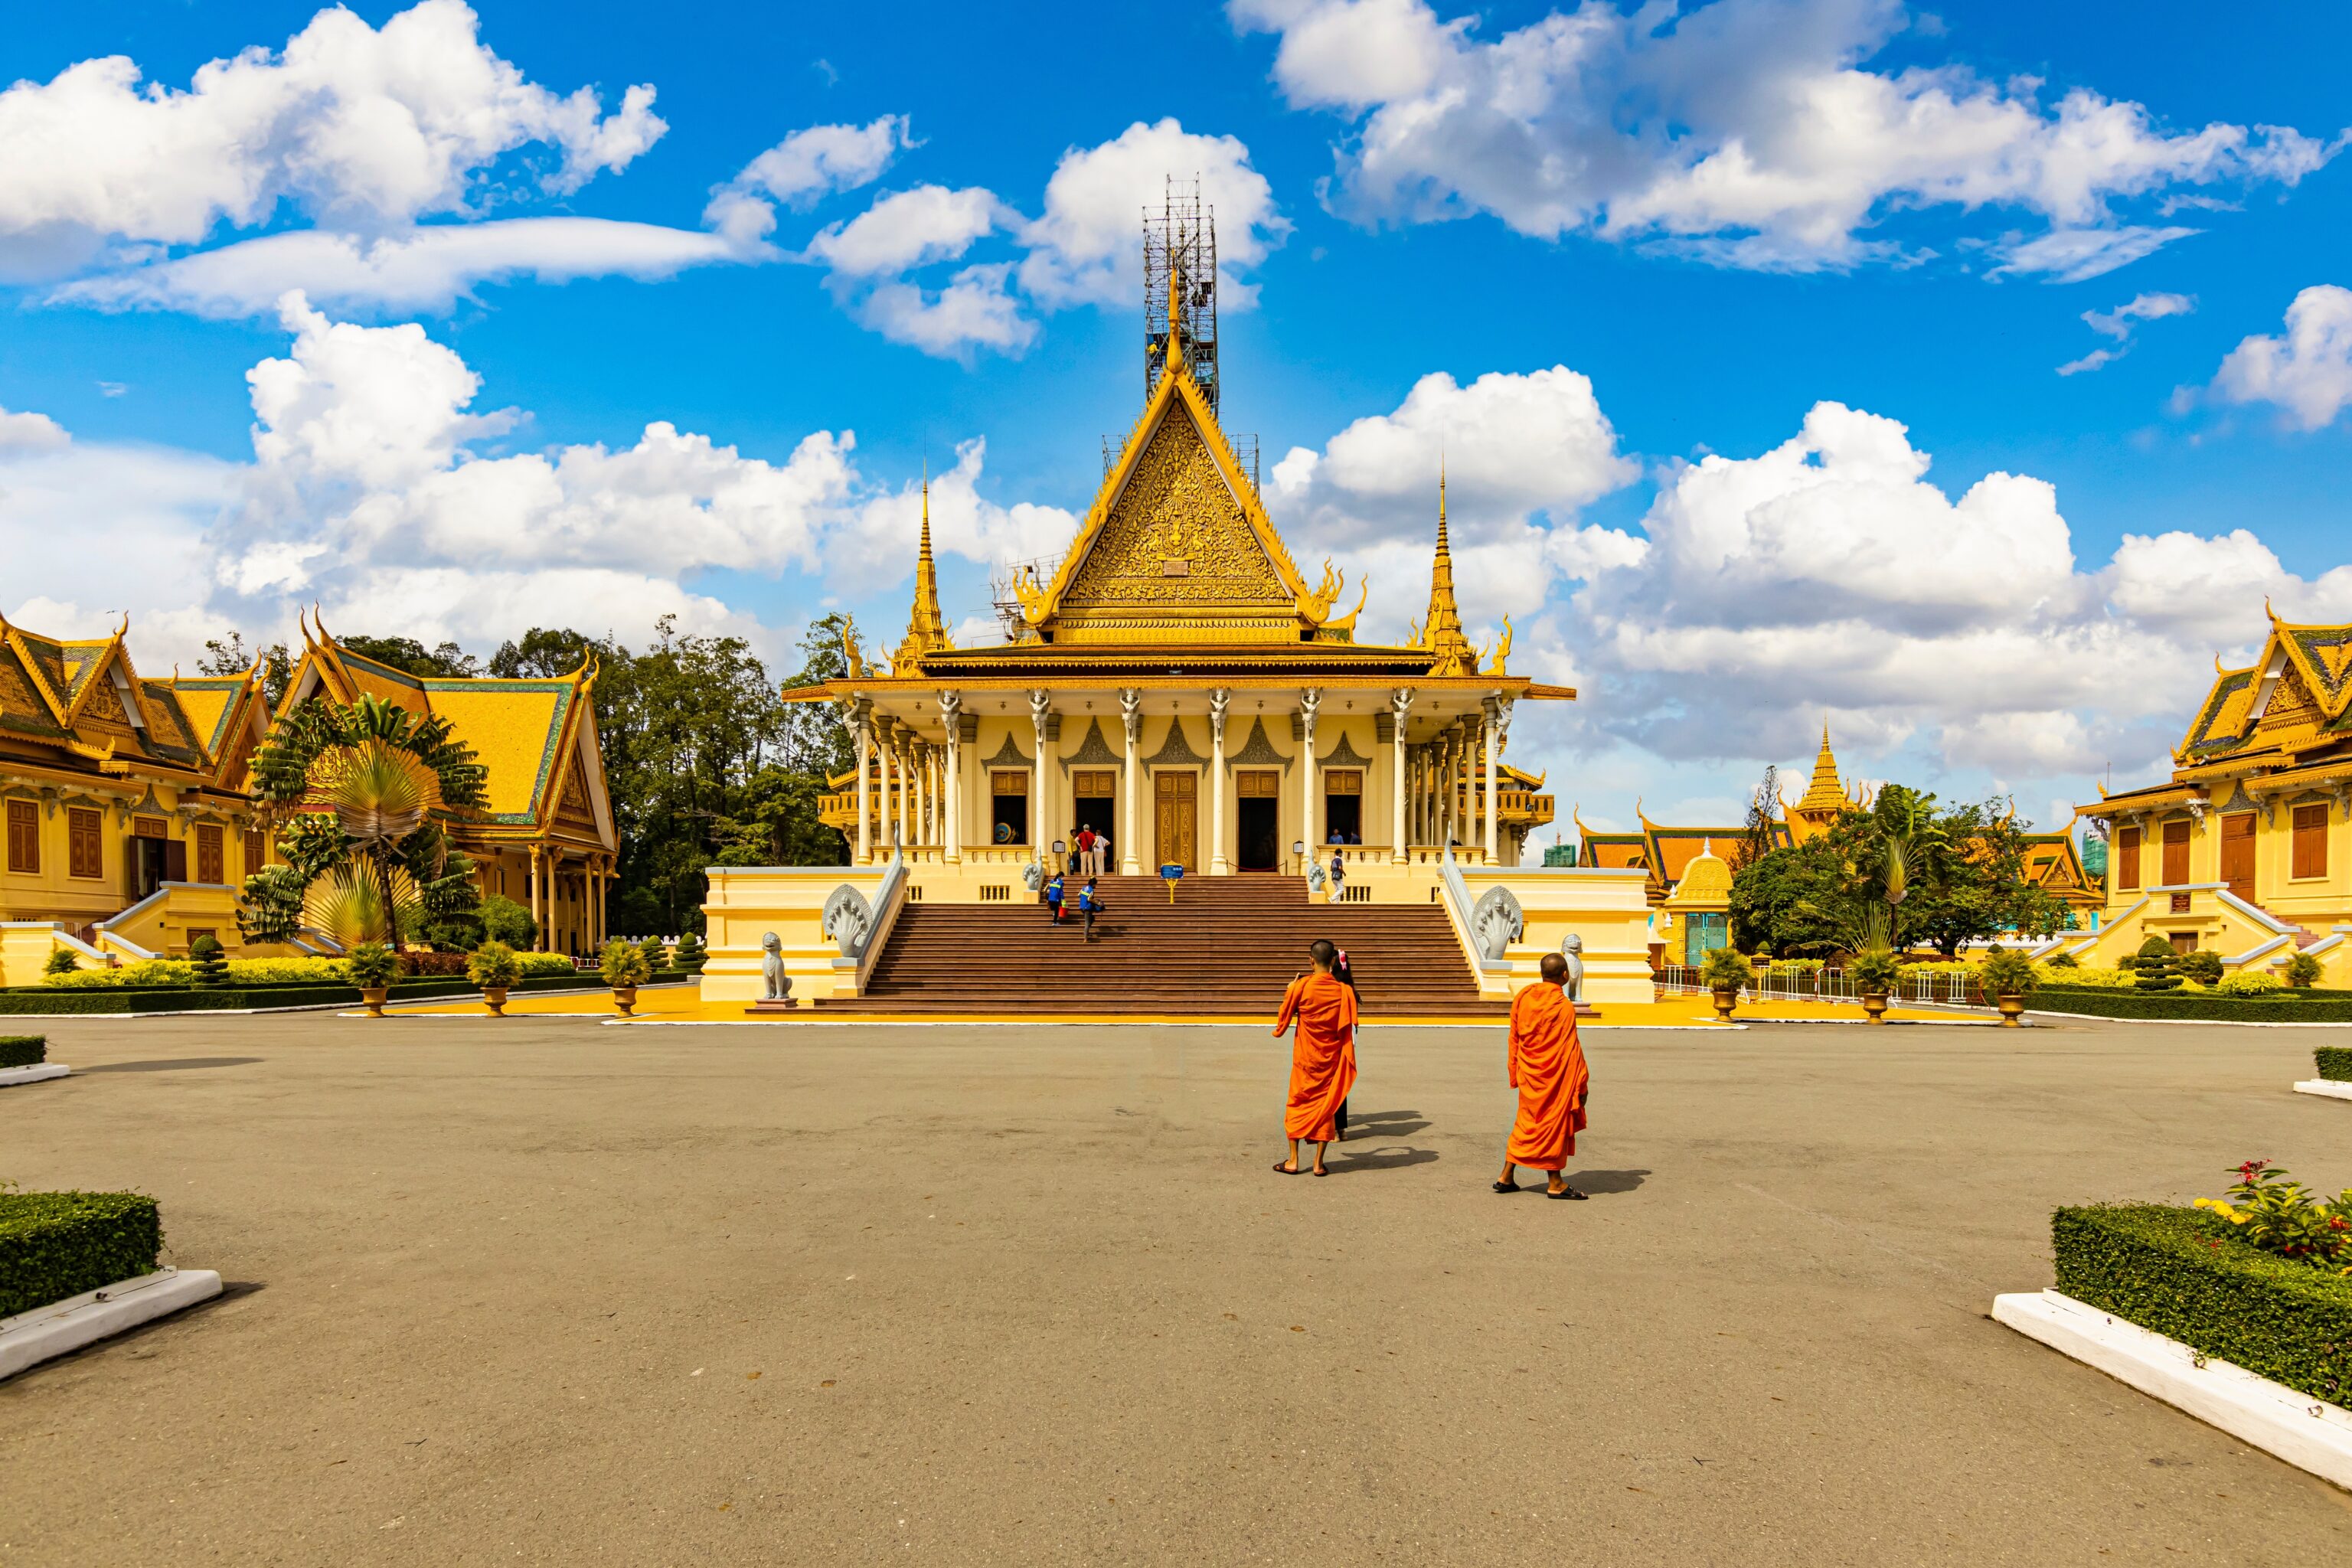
[2257,663,2320,739]
[2181,667,2258,756]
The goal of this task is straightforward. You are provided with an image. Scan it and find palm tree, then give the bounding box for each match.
[239,694,488,952]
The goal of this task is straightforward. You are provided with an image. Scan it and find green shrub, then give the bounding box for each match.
[0,1034,44,1069]
[2214,972,2282,997]
[345,942,397,988]
[479,894,537,949]
[188,935,230,989]
[518,952,577,978]
[0,1191,164,1318]
[599,939,651,988]
[467,940,521,989]
[1699,946,1751,993]
[2178,949,2225,985]
[1979,947,2037,1000]
[637,935,669,973]
[2286,951,2324,988]
[2046,950,2079,969]
[2317,1047,2352,1083]
[1848,948,1903,994]
[2053,1204,2352,1407]
[42,948,79,977]
[2034,985,2352,1023]
[672,932,707,974]
[2131,934,2182,992]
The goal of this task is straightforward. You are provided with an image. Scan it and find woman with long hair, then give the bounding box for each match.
[1331,948,1358,1139]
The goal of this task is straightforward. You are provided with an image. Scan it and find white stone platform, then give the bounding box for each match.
[0,1267,223,1381]
[2294,1078,2352,1101]
[1994,1288,2352,1490]
[0,1062,70,1087]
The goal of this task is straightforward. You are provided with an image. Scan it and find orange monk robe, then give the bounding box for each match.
[1273,973,1358,1142]
[1505,983,1589,1171]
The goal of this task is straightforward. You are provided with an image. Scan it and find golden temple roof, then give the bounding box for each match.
[0,610,247,786]
[893,476,952,670]
[1416,470,1477,677]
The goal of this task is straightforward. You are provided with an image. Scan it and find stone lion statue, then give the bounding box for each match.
[760,931,792,1004]
[1559,932,1584,1002]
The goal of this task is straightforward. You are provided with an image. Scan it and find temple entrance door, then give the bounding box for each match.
[1236,769,1279,871]
[2220,812,2256,903]
[1155,772,1197,872]
[1073,769,1116,858]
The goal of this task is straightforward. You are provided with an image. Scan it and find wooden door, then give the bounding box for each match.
[2161,819,2191,887]
[1155,772,1197,871]
[2220,812,2256,903]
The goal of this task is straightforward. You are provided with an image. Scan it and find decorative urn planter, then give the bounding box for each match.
[612,985,639,1018]
[359,985,389,1017]
[1997,994,2025,1027]
[1710,986,1736,1022]
[482,986,510,1017]
[1860,991,1890,1024]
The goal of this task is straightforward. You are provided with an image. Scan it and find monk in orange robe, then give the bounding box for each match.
[1495,952,1589,1199]
[1272,939,1358,1177]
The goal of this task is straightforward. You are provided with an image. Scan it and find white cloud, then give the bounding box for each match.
[1017,118,1289,308]
[0,1,662,282]
[851,265,1038,358]
[2210,284,2352,430]
[804,185,1003,277]
[714,116,910,214]
[1232,0,2337,274]
[49,217,757,318]
[1989,225,2200,283]
[2056,289,2193,374]
[0,406,70,454]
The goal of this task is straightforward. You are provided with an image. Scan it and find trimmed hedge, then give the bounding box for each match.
[2033,985,2352,1024]
[0,972,610,1016]
[2318,1047,2352,1083]
[0,1034,45,1068]
[0,1191,162,1319]
[2053,1204,2352,1408]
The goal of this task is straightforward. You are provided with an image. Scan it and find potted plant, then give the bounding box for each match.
[600,938,652,1016]
[1849,947,1903,1024]
[468,939,521,1016]
[1700,945,1751,1022]
[346,941,397,1016]
[1979,946,2037,1027]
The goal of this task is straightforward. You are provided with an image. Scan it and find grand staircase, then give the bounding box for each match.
[808,874,1500,1018]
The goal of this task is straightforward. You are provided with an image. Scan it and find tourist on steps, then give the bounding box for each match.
[1328,848,1347,903]
[1045,869,1066,924]
[1272,939,1357,1178]
[1494,952,1590,1200]
[1077,878,1102,942]
[1076,824,1098,877]
[1331,948,1358,1141]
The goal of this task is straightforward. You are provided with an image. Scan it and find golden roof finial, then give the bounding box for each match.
[894,472,950,669]
[1420,466,1476,675]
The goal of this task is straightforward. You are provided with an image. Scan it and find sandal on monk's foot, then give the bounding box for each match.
[1272,1161,1302,1175]
[1546,1186,1589,1200]
[1311,1168,1329,1178]
[1491,1181,1520,1194]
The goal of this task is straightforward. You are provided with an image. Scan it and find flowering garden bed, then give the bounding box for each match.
[0,972,619,1016]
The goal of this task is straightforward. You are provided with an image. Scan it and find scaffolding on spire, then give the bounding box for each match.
[1145,177,1220,414]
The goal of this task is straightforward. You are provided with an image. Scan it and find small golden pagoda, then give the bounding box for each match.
[1782,725,1871,844]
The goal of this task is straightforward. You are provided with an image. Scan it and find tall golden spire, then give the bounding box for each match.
[1795,722,1847,814]
[895,470,950,668]
[1419,466,1476,675]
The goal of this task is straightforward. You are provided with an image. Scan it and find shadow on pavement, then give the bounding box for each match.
[1564,1168,1651,1194]
[1325,1144,1439,1175]
[1342,1109,1429,1136]
[80,1057,264,1073]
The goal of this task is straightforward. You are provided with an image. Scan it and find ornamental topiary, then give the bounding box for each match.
[188,935,230,989]
[0,1191,164,1318]
[2179,948,2225,985]
[672,932,707,974]
[345,941,397,989]
[2132,935,2182,992]
[43,948,79,977]
[638,934,670,973]
[599,938,652,989]
[2286,950,2324,988]
[466,939,521,991]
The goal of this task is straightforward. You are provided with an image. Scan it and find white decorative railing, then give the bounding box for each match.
[1653,965,1994,1008]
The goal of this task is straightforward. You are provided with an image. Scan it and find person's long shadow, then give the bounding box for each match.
[1562,1168,1650,1195]
[80,1057,262,1073]
[1342,1109,1429,1136]
[1325,1144,1439,1175]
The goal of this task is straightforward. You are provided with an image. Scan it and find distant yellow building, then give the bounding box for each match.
[2070,609,2352,978]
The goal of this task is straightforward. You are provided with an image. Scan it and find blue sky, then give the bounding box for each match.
[5,1,2351,851]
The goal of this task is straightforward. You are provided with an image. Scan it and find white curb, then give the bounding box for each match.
[0,1267,223,1381]
[1993,1289,2352,1489]
[2294,1079,2352,1101]
[0,1063,70,1088]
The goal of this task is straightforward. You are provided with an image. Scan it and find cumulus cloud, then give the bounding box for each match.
[0,405,70,454]
[2209,284,2352,430]
[2056,289,2193,375]
[1230,0,2337,275]
[0,1,662,283]
[1,299,1072,665]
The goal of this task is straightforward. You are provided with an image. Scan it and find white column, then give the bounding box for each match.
[528,845,543,950]
[1119,688,1143,874]
[1390,688,1413,862]
[1298,688,1321,863]
[853,710,872,864]
[939,692,962,862]
[1483,697,1502,864]
[1442,728,1459,849]
[1030,690,1051,865]
[1208,688,1231,875]
[916,743,931,848]
[877,726,897,851]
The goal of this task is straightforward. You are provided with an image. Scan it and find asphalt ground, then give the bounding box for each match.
[4,1011,2351,1566]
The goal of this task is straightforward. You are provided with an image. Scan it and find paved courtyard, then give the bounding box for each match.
[5,1011,2352,1564]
